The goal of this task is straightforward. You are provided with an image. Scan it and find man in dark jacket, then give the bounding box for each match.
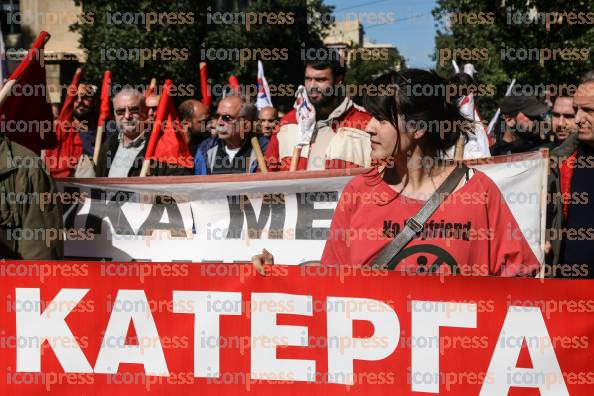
[194,96,267,175]
[491,95,552,156]
[0,135,62,259]
[96,86,191,177]
[546,80,594,278]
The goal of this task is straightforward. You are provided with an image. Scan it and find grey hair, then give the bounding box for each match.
[581,70,594,84]
[240,102,258,121]
[113,85,145,104]
[226,93,257,121]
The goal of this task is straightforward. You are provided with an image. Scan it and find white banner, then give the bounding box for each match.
[58,151,548,264]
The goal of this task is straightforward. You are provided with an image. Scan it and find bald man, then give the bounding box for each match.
[95,86,191,177]
[178,99,211,156]
[258,106,278,140]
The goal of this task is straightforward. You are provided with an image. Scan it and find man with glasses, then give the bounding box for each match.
[551,96,577,146]
[145,94,160,124]
[547,76,594,278]
[178,99,211,156]
[95,86,191,177]
[194,95,267,175]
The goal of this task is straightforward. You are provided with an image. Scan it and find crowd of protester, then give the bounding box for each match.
[1,54,593,279]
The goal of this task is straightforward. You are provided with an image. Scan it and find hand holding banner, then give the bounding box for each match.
[0,261,591,395]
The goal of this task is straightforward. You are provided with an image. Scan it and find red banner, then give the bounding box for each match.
[0,262,593,395]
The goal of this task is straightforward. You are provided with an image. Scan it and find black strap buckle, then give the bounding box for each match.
[406,217,424,234]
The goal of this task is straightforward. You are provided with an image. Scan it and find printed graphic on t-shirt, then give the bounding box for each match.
[383,219,472,241]
[385,244,460,273]
[382,219,465,273]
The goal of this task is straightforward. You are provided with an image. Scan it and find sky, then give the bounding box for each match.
[324,0,439,69]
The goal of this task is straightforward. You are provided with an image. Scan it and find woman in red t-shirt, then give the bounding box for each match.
[253,69,540,276]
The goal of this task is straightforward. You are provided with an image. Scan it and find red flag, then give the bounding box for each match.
[199,62,211,110]
[43,68,83,177]
[0,31,56,154]
[228,75,240,95]
[144,79,193,170]
[98,71,111,126]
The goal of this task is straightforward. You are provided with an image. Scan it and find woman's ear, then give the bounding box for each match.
[412,128,426,140]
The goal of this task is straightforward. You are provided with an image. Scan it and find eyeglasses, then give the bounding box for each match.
[114,106,141,116]
[215,114,236,123]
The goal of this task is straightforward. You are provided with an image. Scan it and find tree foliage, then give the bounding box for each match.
[432,0,594,117]
[72,0,334,111]
[345,46,403,105]
[71,0,206,94]
[202,0,334,111]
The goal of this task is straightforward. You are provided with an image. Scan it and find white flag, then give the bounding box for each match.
[0,22,8,86]
[256,60,273,110]
[445,93,491,159]
[293,85,316,147]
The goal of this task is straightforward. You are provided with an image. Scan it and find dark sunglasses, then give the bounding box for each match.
[216,114,236,122]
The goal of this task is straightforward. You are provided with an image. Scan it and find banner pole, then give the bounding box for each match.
[538,148,550,279]
[454,135,465,160]
[92,125,104,164]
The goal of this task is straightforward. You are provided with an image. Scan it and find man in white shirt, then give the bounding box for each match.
[95,87,191,177]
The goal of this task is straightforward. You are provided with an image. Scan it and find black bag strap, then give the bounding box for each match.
[371,164,469,270]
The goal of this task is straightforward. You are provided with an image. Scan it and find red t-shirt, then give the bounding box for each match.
[320,168,541,276]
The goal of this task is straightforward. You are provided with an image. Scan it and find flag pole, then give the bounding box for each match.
[487,78,516,137]
[146,77,157,97]
[289,147,301,171]
[0,32,51,107]
[250,136,267,173]
[453,135,465,160]
[93,70,111,164]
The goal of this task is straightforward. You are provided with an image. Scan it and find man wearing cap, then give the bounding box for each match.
[490,95,551,156]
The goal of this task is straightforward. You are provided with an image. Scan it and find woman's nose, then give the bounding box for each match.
[365,119,378,135]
